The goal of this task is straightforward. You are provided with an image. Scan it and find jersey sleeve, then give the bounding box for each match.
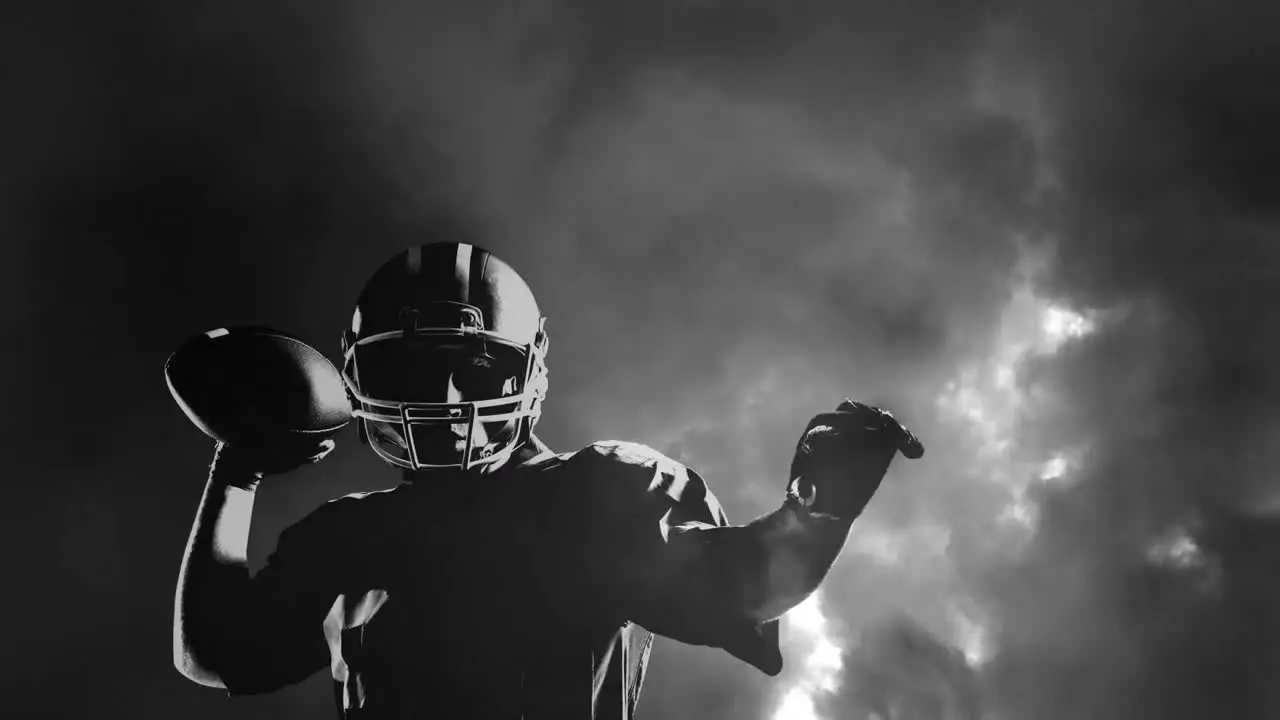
[221,496,356,696]
[572,441,784,677]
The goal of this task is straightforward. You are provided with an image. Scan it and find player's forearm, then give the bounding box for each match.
[733,500,854,623]
[172,460,260,687]
[664,498,855,627]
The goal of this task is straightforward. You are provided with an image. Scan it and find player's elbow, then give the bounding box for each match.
[173,610,265,691]
[173,637,287,695]
[173,609,324,696]
[172,574,266,689]
[173,623,231,689]
[173,651,228,689]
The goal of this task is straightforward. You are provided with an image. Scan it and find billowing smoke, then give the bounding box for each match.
[5,1,1277,719]
[976,1,1280,718]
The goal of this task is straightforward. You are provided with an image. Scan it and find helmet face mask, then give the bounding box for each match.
[340,244,549,473]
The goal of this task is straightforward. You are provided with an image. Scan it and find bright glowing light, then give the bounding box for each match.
[996,450,1078,529]
[1040,305,1095,352]
[787,593,826,633]
[1040,453,1069,480]
[1147,529,1205,569]
[998,490,1038,529]
[772,592,844,720]
[948,604,992,667]
[774,687,820,720]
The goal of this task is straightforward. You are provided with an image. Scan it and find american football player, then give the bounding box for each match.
[173,242,924,719]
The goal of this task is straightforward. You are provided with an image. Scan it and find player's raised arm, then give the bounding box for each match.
[173,441,333,690]
[166,327,347,691]
[604,400,923,675]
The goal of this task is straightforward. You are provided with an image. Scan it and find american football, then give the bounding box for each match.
[164,326,352,447]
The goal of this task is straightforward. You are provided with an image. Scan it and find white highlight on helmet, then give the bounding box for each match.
[772,592,844,720]
[454,243,472,299]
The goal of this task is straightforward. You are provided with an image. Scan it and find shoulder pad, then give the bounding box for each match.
[586,439,672,466]
[287,485,404,538]
[568,440,711,508]
[331,486,402,504]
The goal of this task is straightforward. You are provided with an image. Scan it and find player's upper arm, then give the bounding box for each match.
[220,494,363,695]
[572,441,783,676]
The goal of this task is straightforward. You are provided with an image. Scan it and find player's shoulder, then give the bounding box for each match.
[532,439,680,473]
[323,484,405,512]
[532,440,712,506]
[578,439,676,464]
[282,485,407,541]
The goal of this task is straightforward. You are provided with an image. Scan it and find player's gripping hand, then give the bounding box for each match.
[210,437,335,489]
[786,399,924,519]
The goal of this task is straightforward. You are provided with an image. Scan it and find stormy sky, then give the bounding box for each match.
[4,1,1278,718]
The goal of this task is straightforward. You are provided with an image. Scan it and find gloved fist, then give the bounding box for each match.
[786,399,924,519]
[211,437,336,489]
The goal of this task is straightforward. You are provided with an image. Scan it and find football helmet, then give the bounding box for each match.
[341,243,549,471]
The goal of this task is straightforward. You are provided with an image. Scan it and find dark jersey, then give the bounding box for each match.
[222,440,782,719]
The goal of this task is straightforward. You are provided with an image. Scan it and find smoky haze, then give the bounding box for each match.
[2,1,1276,719]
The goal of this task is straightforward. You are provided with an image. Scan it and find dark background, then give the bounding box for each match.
[3,1,1279,718]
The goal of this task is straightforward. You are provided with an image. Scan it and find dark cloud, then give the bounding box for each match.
[973,0,1280,718]
[833,617,982,719]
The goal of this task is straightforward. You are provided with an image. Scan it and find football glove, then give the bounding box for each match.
[786,399,924,519]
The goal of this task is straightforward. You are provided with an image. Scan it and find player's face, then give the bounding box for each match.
[357,338,525,467]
